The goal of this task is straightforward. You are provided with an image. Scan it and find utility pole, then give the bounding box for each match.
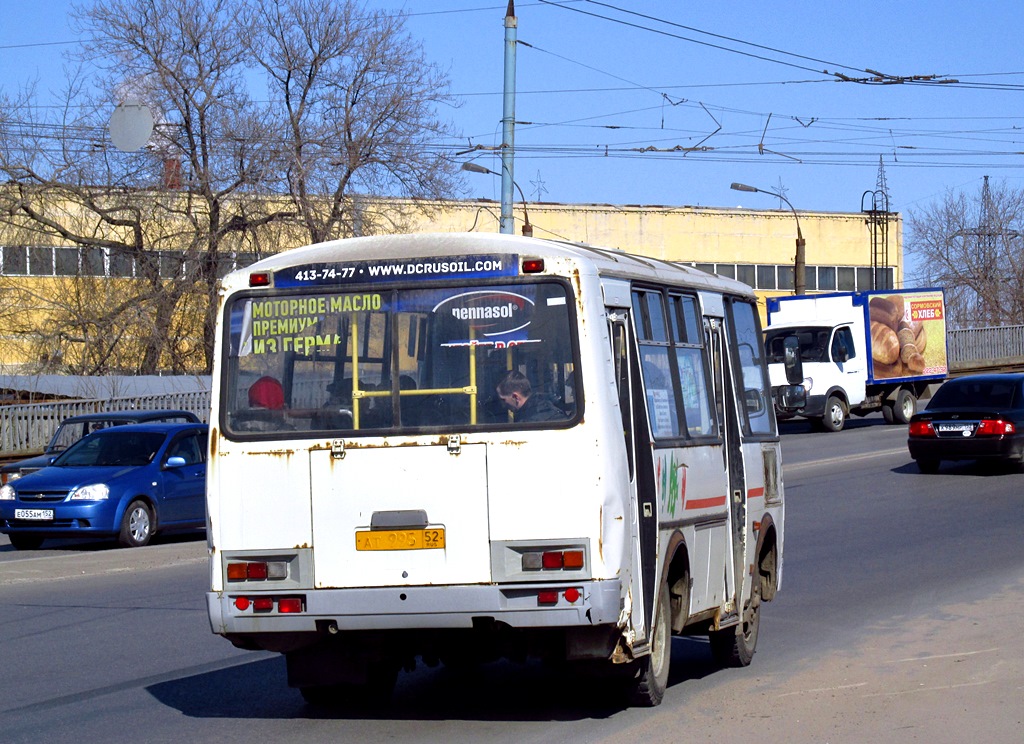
[500,1,517,234]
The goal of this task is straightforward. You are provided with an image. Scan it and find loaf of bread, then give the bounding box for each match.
[871,320,900,364]
[874,358,903,378]
[869,295,904,331]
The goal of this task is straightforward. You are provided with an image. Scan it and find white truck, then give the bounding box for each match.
[764,289,947,431]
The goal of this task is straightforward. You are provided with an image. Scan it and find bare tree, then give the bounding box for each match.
[247,0,460,243]
[907,177,1024,328]
[0,0,460,374]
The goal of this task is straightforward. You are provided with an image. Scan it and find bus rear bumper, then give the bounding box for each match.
[207,579,623,637]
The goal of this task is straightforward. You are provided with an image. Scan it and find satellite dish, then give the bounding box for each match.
[108,101,154,152]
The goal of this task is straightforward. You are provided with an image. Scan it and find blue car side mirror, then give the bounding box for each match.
[165,456,187,469]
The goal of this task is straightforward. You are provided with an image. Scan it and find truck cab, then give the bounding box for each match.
[765,320,867,431]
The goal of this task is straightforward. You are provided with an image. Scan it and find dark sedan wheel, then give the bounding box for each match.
[119,499,154,548]
[9,534,45,550]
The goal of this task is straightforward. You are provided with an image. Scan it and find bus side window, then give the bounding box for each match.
[632,289,680,439]
[669,294,716,438]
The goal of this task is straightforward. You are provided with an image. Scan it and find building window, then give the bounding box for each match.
[777,265,794,290]
[29,246,54,275]
[737,264,755,287]
[756,265,776,290]
[804,266,818,291]
[82,247,104,276]
[3,247,27,275]
[55,247,78,276]
[838,267,856,291]
[856,267,873,291]
[715,264,736,280]
[818,266,836,291]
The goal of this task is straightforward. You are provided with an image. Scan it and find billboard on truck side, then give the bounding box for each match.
[864,289,947,382]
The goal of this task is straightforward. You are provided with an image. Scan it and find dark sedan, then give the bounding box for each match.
[0,422,208,549]
[908,373,1024,473]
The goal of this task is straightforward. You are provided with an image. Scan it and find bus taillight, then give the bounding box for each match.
[522,548,585,571]
[227,560,288,581]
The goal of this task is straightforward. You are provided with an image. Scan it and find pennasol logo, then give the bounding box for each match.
[433,290,534,336]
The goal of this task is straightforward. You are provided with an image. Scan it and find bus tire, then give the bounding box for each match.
[630,580,672,707]
[709,591,760,667]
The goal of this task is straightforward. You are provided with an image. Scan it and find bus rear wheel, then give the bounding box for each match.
[709,592,760,667]
[629,580,672,707]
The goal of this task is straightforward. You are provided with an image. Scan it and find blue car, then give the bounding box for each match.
[0,422,208,550]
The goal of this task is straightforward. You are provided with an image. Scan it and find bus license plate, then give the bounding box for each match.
[355,528,445,551]
[15,508,54,521]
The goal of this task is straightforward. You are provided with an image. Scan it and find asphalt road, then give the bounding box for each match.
[1,416,1022,743]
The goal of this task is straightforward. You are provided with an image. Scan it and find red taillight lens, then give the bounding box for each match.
[277,597,303,613]
[908,421,935,437]
[542,551,564,569]
[246,562,269,580]
[537,590,559,605]
[976,419,1015,436]
[522,258,545,273]
[253,598,274,612]
[249,272,271,287]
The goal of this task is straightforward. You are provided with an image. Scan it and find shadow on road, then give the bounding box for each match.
[147,637,725,722]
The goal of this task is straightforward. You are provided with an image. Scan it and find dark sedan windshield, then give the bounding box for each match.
[928,378,1018,409]
[54,431,165,467]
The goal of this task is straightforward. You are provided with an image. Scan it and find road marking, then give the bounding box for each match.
[777,682,868,697]
[888,647,1000,663]
[862,680,990,697]
[784,447,909,472]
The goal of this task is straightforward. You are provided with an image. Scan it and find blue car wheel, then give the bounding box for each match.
[119,499,153,548]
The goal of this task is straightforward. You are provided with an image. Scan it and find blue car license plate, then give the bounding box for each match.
[15,508,54,521]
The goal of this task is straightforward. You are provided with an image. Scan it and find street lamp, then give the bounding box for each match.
[462,161,533,237]
[731,182,806,295]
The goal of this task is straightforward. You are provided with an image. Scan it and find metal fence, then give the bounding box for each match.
[947,325,1024,370]
[0,392,211,458]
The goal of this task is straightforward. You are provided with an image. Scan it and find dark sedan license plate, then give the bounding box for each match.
[937,423,975,436]
[15,508,54,521]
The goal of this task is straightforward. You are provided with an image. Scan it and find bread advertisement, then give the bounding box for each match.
[868,290,947,380]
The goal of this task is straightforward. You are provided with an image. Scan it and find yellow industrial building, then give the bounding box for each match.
[0,195,900,373]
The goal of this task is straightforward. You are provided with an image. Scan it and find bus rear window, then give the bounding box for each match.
[222,281,579,435]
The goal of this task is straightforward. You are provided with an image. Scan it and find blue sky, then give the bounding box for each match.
[3,0,1023,219]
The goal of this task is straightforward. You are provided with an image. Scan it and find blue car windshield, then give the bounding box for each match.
[54,431,165,467]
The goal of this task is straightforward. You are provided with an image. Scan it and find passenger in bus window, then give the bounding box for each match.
[235,376,292,432]
[495,370,567,423]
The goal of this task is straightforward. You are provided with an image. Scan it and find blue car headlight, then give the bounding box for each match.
[0,484,14,500]
[70,484,110,501]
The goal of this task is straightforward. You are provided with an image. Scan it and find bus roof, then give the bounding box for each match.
[221,232,754,298]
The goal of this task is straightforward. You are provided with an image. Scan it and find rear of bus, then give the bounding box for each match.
[205,234,633,702]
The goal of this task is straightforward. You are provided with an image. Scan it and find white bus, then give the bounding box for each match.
[205,232,804,707]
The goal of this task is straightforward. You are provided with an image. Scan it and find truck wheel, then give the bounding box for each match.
[821,395,847,432]
[894,389,916,424]
[881,403,895,424]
